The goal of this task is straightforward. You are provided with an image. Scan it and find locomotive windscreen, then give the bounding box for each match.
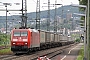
[13,31,28,36]
[14,32,20,36]
[21,32,28,36]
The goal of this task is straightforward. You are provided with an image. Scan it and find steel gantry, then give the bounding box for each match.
[36,0,40,30]
[21,0,27,28]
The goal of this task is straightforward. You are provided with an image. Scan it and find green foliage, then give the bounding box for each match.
[77,46,84,60]
[0,33,10,45]
[75,38,80,42]
[79,0,87,5]
[79,19,84,26]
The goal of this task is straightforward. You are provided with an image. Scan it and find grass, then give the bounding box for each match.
[0,48,13,55]
[77,46,84,60]
[0,44,10,46]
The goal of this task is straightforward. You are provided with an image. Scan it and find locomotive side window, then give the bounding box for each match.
[14,32,20,36]
[21,32,28,36]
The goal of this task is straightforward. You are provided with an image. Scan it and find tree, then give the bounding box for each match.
[79,0,87,5]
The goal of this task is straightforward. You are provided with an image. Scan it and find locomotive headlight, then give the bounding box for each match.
[13,39,17,41]
[13,43,15,44]
[25,43,27,45]
[23,39,27,42]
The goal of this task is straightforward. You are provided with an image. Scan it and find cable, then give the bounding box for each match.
[32,0,37,4]
[8,12,20,21]
[32,0,54,18]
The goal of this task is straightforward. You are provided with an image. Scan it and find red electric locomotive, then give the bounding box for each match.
[11,28,74,53]
[11,28,40,53]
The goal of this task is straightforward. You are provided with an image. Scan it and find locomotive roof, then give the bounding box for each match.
[13,28,30,30]
[12,28,39,32]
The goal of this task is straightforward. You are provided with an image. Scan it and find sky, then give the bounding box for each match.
[0,0,79,16]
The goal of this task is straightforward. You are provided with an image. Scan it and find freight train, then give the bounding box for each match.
[11,28,74,53]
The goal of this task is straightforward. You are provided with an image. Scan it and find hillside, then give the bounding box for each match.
[0,5,79,29]
[27,5,79,19]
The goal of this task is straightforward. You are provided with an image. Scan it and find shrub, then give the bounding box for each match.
[75,38,80,42]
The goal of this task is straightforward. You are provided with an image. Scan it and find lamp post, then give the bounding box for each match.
[2,3,11,47]
[5,5,7,47]
[0,3,21,28]
[87,0,90,60]
[71,4,87,60]
[74,13,87,60]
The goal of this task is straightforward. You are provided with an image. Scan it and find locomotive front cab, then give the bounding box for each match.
[11,29,30,53]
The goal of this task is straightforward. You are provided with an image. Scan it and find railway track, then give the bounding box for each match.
[0,43,77,60]
[31,43,76,60]
[0,54,27,60]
